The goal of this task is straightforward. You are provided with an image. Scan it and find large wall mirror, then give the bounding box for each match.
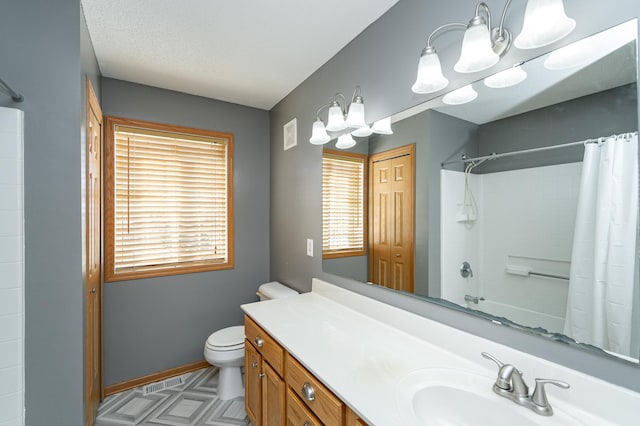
[322,19,639,364]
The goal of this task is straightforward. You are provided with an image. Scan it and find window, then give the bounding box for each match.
[322,149,367,258]
[104,117,233,281]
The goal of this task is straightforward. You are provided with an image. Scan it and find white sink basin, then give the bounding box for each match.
[395,368,588,426]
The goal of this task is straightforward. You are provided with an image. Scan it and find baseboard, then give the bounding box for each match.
[103,359,210,397]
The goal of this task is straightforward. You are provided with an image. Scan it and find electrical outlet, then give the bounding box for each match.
[306,239,313,257]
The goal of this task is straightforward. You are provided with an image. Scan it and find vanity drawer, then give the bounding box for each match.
[286,388,322,426]
[244,315,284,375]
[285,353,343,425]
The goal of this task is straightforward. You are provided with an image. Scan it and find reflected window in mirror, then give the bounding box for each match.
[322,150,367,258]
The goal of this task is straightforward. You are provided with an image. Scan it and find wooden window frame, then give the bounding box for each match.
[104,116,234,282]
[322,149,368,259]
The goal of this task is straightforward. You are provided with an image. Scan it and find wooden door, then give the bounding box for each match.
[245,342,262,425]
[262,361,285,425]
[369,145,415,293]
[85,78,103,426]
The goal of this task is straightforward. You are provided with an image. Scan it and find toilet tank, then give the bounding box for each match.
[257,281,299,301]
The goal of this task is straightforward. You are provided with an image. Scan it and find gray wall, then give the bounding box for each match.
[100,78,270,386]
[475,83,638,173]
[270,0,640,391]
[1,1,85,424]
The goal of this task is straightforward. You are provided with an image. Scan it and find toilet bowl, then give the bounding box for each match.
[203,281,298,400]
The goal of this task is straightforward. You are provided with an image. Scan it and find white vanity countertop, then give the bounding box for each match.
[241,279,640,425]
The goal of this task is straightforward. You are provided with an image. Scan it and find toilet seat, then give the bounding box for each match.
[206,326,244,351]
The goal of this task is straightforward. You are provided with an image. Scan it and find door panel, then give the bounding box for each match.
[369,146,414,293]
[85,78,102,426]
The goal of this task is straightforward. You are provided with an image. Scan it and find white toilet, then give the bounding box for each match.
[203,281,299,400]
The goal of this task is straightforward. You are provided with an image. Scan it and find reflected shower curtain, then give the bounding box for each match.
[564,133,638,357]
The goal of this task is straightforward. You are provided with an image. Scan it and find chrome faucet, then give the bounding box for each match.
[481,352,569,416]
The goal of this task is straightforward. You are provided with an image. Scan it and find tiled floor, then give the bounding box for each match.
[96,367,250,426]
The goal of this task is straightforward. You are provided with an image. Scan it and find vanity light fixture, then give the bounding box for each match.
[412,0,575,94]
[310,87,393,146]
[483,63,527,88]
[442,84,478,105]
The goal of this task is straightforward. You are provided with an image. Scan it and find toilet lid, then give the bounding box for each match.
[206,325,244,349]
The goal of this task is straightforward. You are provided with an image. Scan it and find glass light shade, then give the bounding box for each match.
[514,0,576,49]
[335,133,356,150]
[371,117,393,135]
[326,104,347,132]
[346,101,366,128]
[483,65,528,88]
[351,126,373,137]
[309,119,331,145]
[411,48,449,94]
[442,84,478,105]
[454,20,500,73]
[543,38,596,70]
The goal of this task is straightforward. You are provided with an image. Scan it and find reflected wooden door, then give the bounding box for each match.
[85,78,103,426]
[369,145,414,293]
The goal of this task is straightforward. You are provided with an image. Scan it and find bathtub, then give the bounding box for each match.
[469,299,565,334]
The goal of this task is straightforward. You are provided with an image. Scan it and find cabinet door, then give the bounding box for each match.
[346,406,368,426]
[262,361,285,426]
[245,341,262,425]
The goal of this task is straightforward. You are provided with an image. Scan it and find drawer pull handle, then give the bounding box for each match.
[303,422,311,426]
[255,336,264,348]
[251,361,258,368]
[301,382,315,401]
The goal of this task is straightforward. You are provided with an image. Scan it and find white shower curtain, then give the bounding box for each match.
[564,133,639,357]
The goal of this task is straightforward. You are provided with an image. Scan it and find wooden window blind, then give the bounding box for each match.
[322,149,367,258]
[104,117,234,281]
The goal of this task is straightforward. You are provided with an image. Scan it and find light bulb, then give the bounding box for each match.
[309,119,331,145]
[412,47,449,94]
[454,17,500,73]
[335,133,356,150]
[352,126,373,137]
[371,117,393,135]
[346,99,366,128]
[326,102,347,132]
[483,65,527,88]
[442,85,478,105]
[514,0,576,49]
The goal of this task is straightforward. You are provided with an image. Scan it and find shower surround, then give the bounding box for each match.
[0,107,24,426]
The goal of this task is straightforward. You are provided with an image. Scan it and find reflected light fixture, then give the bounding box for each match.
[442,84,478,105]
[352,125,373,137]
[371,117,394,135]
[412,1,575,94]
[335,133,357,150]
[310,87,392,146]
[483,63,527,88]
[309,118,331,145]
[543,37,597,70]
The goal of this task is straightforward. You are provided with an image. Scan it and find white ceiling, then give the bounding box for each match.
[81,0,400,110]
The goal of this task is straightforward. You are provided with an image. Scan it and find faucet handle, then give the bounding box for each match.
[481,352,504,368]
[531,378,570,415]
[481,352,512,390]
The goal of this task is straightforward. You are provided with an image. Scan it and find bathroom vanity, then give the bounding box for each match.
[244,314,366,425]
[242,279,640,425]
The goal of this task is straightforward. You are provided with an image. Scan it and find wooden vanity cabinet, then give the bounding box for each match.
[245,315,286,426]
[244,315,368,426]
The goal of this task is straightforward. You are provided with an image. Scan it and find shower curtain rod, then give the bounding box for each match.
[0,76,23,103]
[441,131,639,167]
